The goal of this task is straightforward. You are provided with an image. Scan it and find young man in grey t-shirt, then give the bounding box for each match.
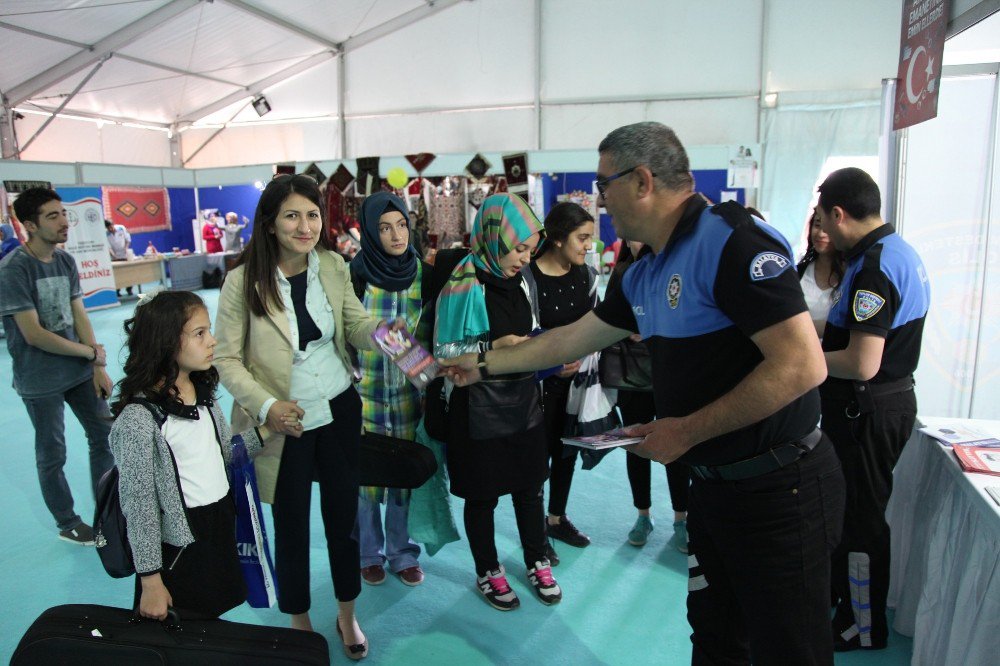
[0,188,115,545]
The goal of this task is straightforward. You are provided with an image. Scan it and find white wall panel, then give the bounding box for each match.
[16,113,103,164]
[99,124,171,166]
[181,120,341,168]
[345,0,535,114]
[541,98,759,150]
[765,0,902,93]
[345,108,536,157]
[541,0,762,102]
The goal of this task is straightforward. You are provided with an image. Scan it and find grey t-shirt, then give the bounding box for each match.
[0,247,92,397]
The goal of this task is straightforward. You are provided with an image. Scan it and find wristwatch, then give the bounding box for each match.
[477,350,491,379]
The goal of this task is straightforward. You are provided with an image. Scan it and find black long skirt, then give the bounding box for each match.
[133,492,246,619]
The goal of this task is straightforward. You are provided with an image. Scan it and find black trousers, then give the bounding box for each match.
[626,452,691,513]
[272,388,362,613]
[687,436,845,665]
[619,390,690,513]
[464,484,547,576]
[541,376,578,516]
[822,389,917,647]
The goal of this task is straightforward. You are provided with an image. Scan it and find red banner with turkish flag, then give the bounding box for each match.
[101,186,171,233]
[893,0,949,131]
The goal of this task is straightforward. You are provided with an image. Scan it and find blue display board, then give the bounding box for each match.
[541,170,746,246]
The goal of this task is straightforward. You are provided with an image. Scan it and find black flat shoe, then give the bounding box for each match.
[336,617,369,660]
[548,516,591,548]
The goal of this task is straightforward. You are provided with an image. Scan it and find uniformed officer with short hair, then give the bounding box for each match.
[815,167,930,652]
[441,121,847,665]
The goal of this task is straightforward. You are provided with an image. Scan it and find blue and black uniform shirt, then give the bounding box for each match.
[594,196,820,466]
[821,225,930,386]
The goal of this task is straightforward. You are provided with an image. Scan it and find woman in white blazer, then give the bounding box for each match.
[214,174,379,660]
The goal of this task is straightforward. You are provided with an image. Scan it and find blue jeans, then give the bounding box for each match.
[21,378,114,531]
[357,490,420,572]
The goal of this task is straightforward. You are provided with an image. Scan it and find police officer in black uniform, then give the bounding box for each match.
[441,122,847,665]
[815,168,930,651]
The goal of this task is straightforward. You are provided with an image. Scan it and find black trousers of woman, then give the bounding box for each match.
[619,390,690,513]
[272,388,362,614]
[464,484,548,575]
[542,376,577,516]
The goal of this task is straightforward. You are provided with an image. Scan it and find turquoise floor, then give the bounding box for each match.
[0,289,913,664]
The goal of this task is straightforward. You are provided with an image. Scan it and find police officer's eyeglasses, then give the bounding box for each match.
[594,166,656,198]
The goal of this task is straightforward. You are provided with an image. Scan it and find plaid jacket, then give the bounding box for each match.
[356,262,430,502]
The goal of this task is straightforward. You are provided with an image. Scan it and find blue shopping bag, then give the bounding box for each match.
[229,435,278,608]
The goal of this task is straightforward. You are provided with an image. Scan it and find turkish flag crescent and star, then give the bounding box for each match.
[102,186,171,233]
[893,0,949,131]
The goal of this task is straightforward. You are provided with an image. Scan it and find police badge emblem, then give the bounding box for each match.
[853,290,885,321]
[667,274,682,309]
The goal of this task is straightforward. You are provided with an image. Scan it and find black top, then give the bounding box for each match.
[529,262,592,329]
[594,197,819,466]
[477,268,532,345]
[821,225,930,387]
[287,270,321,351]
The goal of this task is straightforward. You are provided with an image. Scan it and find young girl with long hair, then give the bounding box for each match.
[109,291,264,621]
[214,174,382,660]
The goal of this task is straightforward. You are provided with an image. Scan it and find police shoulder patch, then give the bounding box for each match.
[853,290,886,321]
[749,252,790,281]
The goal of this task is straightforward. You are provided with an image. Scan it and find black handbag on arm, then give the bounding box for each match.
[598,338,653,392]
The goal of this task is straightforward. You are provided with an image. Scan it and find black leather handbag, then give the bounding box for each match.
[467,374,543,440]
[359,430,438,489]
[598,339,654,392]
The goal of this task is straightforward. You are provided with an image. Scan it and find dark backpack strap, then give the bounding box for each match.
[710,200,755,231]
[130,398,167,429]
[350,265,367,303]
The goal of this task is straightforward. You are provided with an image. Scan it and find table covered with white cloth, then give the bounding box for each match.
[886,416,1000,665]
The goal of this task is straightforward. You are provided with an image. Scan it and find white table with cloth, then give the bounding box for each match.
[886,416,1000,665]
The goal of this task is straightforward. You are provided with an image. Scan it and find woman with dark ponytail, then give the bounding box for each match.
[521,202,598,562]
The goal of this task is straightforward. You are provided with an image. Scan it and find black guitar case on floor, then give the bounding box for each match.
[11,604,330,665]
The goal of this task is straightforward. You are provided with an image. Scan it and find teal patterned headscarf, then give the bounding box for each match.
[434,193,543,350]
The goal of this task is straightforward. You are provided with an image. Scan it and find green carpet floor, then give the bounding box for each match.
[0,288,913,664]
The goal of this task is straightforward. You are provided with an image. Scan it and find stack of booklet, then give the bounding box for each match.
[919,423,1000,476]
[562,428,643,450]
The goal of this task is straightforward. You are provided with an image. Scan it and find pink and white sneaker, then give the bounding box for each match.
[476,565,520,611]
[527,559,562,605]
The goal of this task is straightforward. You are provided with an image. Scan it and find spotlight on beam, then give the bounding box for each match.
[252,95,272,117]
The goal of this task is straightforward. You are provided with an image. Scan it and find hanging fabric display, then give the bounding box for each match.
[329,164,355,193]
[429,177,466,249]
[405,153,436,174]
[502,153,529,194]
[356,157,380,197]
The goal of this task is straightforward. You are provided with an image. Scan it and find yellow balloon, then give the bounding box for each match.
[387,168,409,189]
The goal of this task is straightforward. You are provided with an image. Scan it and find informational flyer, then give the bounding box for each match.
[371,324,439,390]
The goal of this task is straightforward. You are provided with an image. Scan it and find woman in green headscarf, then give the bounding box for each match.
[434,193,562,612]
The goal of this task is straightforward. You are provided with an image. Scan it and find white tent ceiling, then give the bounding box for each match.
[2,0,994,171]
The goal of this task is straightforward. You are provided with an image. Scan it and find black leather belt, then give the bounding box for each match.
[822,376,915,418]
[689,429,823,482]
